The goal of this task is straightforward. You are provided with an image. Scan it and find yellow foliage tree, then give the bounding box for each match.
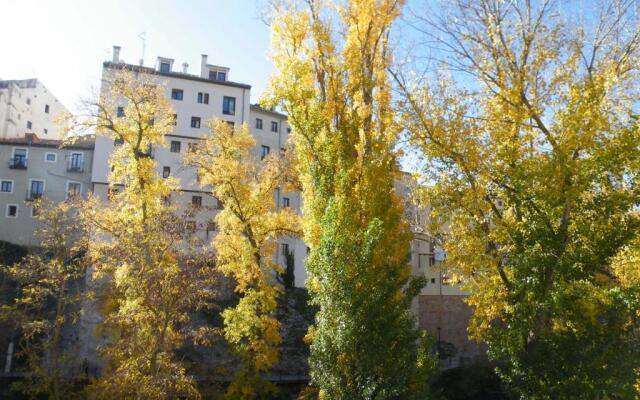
[266,1,437,398]
[65,70,214,399]
[1,199,88,400]
[185,119,300,399]
[395,0,640,397]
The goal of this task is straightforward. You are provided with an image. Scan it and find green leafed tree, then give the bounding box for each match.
[266,1,438,398]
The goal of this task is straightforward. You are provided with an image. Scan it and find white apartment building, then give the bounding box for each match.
[91,46,308,286]
[0,133,94,247]
[0,79,68,140]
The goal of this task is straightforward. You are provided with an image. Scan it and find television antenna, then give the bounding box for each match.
[138,32,147,66]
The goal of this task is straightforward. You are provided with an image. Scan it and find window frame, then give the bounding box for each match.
[222,96,236,115]
[28,179,46,198]
[190,117,201,129]
[256,118,263,130]
[271,121,278,132]
[191,195,202,208]
[282,197,290,208]
[162,166,171,178]
[44,104,50,113]
[66,181,82,199]
[0,179,14,193]
[261,145,270,160]
[5,204,18,218]
[170,140,181,153]
[45,152,57,163]
[171,89,184,101]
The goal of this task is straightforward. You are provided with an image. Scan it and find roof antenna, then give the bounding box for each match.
[138,32,147,66]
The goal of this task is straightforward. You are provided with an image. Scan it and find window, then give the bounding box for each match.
[26,98,31,105]
[160,62,171,73]
[170,141,181,153]
[282,197,290,208]
[114,138,124,146]
[45,153,57,162]
[45,104,50,113]
[197,92,210,104]
[223,96,236,115]
[191,117,201,128]
[188,142,198,153]
[6,204,18,218]
[1,180,13,193]
[287,127,291,133]
[11,148,27,169]
[27,121,32,130]
[171,89,184,100]
[281,243,290,257]
[255,118,263,129]
[226,121,235,128]
[261,145,270,160]
[31,204,40,217]
[280,147,286,155]
[271,121,278,132]
[209,70,226,81]
[172,114,178,125]
[186,220,197,232]
[117,106,125,117]
[163,166,171,178]
[206,221,217,238]
[216,197,224,210]
[28,180,44,200]
[67,182,81,198]
[192,196,202,207]
[108,187,120,201]
[68,153,83,172]
[43,128,48,135]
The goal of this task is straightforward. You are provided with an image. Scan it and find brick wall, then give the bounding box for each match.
[418,295,486,368]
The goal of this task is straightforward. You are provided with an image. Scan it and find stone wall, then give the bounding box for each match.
[418,295,486,368]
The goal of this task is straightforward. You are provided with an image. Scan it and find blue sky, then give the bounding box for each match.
[0,0,275,112]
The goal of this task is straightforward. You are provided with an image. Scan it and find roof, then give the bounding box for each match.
[103,62,251,90]
[0,133,95,150]
[0,78,38,89]
[250,104,288,119]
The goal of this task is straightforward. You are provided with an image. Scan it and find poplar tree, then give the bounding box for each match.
[266,1,436,398]
[396,0,640,397]
[66,70,214,399]
[185,120,300,399]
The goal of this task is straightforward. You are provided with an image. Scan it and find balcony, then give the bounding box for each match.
[67,158,84,173]
[26,190,43,202]
[8,158,27,170]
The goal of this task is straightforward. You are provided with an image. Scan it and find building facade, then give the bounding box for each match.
[0,79,68,140]
[0,133,94,247]
[91,47,309,286]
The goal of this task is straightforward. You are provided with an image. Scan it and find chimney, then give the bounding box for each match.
[182,62,189,73]
[112,46,121,63]
[201,54,208,77]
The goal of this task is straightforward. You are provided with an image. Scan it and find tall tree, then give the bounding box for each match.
[65,70,214,399]
[1,199,88,400]
[185,119,300,399]
[266,1,436,398]
[396,0,640,397]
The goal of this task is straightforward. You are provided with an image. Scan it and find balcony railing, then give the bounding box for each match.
[26,190,43,202]
[67,158,84,172]
[8,158,27,169]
